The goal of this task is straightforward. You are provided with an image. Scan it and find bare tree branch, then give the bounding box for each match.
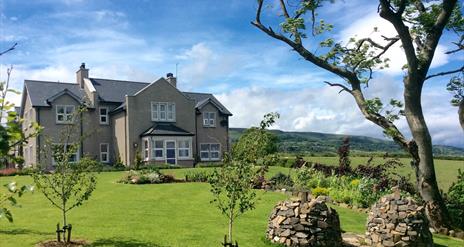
[418,0,457,79]
[379,0,418,72]
[323,81,352,94]
[425,66,464,80]
[445,35,464,54]
[279,0,290,18]
[0,43,17,56]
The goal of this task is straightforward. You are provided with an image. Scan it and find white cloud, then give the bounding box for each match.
[217,78,464,148]
[337,11,450,74]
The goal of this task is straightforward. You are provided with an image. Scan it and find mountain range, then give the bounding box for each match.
[229,128,464,157]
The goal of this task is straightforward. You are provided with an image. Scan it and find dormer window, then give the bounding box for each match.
[99,107,109,124]
[56,105,75,124]
[203,112,216,127]
[151,102,175,122]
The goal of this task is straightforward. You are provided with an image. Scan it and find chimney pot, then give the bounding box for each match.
[166,72,177,88]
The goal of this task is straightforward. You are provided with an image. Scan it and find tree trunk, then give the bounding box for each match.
[458,99,464,132]
[228,211,233,243]
[404,82,450,230]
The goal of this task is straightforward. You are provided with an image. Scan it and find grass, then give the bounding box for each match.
[1,170,464,247]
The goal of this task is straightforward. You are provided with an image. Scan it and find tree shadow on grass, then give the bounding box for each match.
[89,238,165,247]
[0,228,50,236]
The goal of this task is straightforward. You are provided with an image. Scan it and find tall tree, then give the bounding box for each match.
[252,0,463,230]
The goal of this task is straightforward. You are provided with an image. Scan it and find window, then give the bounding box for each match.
[152,140,164,160]
[151,102,175,121]
[200,143,221,161]
[56,105,75,124]
[99,107,109,124]
[24,148,28,164]
[203,112,216,127]
[178,140,190,159]
[51,143,79,164]
[29,145,33,163]
[100,143,109,163]
[143,139,149,160]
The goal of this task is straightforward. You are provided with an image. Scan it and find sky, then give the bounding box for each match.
[0,0,463,148]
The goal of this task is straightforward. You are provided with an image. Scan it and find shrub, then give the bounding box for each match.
[446,169,464,229]
[195,162,223,168]
[119,169,179,184]
[269,172,293,189]
[185,170,213,182]
[311,187,329,197]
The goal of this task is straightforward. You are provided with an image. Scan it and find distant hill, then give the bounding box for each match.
[229,128,464,158]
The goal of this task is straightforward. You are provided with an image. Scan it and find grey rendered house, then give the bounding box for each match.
[20,63,232,167]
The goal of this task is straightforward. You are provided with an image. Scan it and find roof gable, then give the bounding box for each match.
[24,80,84,107]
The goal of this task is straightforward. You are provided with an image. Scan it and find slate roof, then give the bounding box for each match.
[24,80,84,107]
[90,78,147,103]
[140,123,194,136]
[183,92,232,115]
[24,78,232,115]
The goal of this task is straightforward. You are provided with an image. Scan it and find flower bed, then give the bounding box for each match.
[118,169,180,184]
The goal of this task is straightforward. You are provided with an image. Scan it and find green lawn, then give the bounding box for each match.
[1,170,463,247]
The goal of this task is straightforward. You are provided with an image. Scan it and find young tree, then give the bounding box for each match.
[252,0,462,230]
[209,155,256,244]
[32,107,98,243]
[209,113,279,244]
[0,43,38,222]
[232,112,280,165]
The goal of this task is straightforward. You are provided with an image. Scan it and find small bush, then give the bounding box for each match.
[269,172,293,189]
[185,170,213,182]
[311,187,329,197]
[446,169,464,229]
[118,169,180,184]
[195,162,223,168]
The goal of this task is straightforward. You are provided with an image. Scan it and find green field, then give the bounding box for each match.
[1,169,463,247]
[280,156,464,191]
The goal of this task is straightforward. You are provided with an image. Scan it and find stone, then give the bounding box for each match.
[365,192,433,247]
[383,240,395,246]
[266,198,342,246]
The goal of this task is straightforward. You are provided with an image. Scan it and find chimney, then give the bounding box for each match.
[166,72,177,88]
[76,63,89,88]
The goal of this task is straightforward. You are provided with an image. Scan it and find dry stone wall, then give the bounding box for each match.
[266,195,342,246]
[365,190,433,247]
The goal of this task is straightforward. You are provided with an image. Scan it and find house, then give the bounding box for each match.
[20,63,232,167]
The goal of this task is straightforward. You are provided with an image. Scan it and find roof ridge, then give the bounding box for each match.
[25,80,75,85]
[183,91,213,95]
[90,77,149,84]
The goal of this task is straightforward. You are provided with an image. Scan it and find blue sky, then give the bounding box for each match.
[1,0,463,147]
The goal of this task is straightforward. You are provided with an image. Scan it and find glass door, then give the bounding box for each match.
[165,140,176,164]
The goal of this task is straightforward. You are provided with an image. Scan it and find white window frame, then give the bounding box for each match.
[203,112,216,127]
[143,139,150,161]
[200,143,221,161]
[100,143,109,163]
[152,139,165,161]
[56,105,75,124]
[151,102,175,122]
[29,145,33,164]
[51,143,80,165]
[99,107,109,125]
[177,139,192,160]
